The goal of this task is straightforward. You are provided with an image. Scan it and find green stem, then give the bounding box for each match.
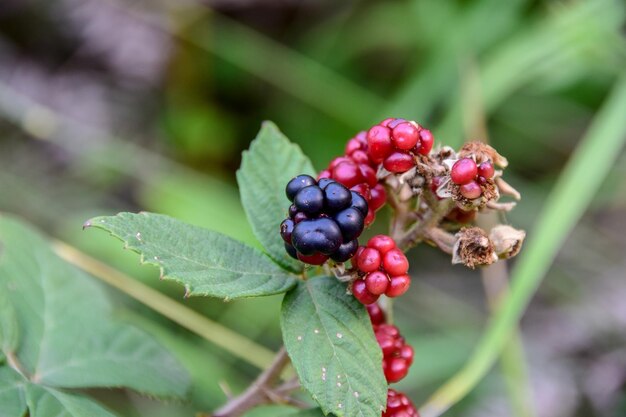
[419,74,626,417]
[52,240,276,371]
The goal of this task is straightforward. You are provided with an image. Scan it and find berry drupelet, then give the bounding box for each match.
[318,131,387,226]
[350,235,411,304]
[375,324,414,383]
[367,118,434,174]
[383,389,420,417]
[450,157,495,200]
[281,175,367,265]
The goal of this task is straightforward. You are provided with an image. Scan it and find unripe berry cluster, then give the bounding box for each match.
[376,324,414,383]
[318,131,387,226]
[350,235,410,305]
[367,118,434,174]
[450,157,495,200]
[281,175,368,265]
[383,389,420,417]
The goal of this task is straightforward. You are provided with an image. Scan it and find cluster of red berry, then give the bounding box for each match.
[368,304,419,416]
[318,131,387,226]
[450,157,495,200]
[351,235,410,305]
[367,118,434,173]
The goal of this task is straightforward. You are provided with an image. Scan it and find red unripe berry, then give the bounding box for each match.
[359,164,378,187]
[367,125,394,163]
[387,118,406,129]
[451,158,478,185]
[350,184,371,200]
[383,389,419,417]
[383,249,409,276]
[383,152,415,173]
[345,137,365,155]
[352,279,379,305]
[297,252,328,265]
[367,235,396,254]
[365,271,389,295]
[318,169,331,179]
[477,161,495,179]
[379,118,394,127]
[385,274,410,297]
[400,344,414,365]
[329,156,352,170]
[418,129,434,155]
[366,303,386,325]
[350,150,370,165]
[369,184,387,212]
[332,161,363,188]
[385,357,409,383]
[392,122,419,150]
[357,247,382,273]
[460,180,482,199]
[364,208,376,226]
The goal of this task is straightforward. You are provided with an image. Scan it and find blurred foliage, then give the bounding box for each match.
[0,0,625,416]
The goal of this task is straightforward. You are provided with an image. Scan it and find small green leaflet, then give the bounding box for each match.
[281,278,387,417]
[237,121,316,272]
[86,212,298,299]
[0,215,190,416]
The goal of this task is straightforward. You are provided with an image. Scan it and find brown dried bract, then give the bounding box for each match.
[490,225,526,259]
[458,141,508,168]
[452,227,497,269]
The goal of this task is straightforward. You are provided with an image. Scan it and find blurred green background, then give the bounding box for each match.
[1,0,625,416]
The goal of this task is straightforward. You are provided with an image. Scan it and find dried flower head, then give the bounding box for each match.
[452,227,497,268]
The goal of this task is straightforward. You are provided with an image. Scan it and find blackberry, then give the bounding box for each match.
[281,176,368,265]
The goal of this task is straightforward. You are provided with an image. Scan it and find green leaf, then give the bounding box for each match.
[0,291,18,355]
[281,278,386,417]
[86,212,297,299]
[26,385,116,417]
[0,215,189,399]
[237,121,316,272]
[0,367,27,417]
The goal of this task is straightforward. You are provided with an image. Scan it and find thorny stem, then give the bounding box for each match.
[207,348,300,417]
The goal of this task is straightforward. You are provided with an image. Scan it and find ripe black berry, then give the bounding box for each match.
[280,218,294,243]
[317,178,334,189]
[330,239,359,262]
[286,175,316,201]
[284,242,298,260]
[291,218,342,256]
[281,176,369,265]
[294,185,325,215]
[324,182,352,212]
[334,207,365,241]
[350,191,368,215]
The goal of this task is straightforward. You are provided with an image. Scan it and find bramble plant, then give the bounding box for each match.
[0,119,525,417]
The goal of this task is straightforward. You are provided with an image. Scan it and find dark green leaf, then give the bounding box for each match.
[281,278,386,417]
[237,122,316,272]
[86,212,298,299]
